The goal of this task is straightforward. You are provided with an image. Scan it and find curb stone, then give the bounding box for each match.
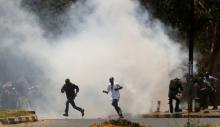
[0,115,38,125]
[0,118,8,125]
[141,111,220,118]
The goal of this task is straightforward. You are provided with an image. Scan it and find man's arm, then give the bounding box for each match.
[103,85,110,94]
[209,76,218,81]
[61,85,65,93]
[204,79,211,86]
[114,85,123,91]
[75,85,79,95]
[179,83,183,92]
[103,90,108,94]
[177,81,183,93]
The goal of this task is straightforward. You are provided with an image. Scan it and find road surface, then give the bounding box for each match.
[5,118,220,127]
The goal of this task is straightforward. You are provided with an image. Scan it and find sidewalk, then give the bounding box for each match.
[141,109,220,118]
[0,110,38,125]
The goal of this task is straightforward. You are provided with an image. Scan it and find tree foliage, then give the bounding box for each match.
[141,0,220,75]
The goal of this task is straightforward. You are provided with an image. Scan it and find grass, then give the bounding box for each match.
[0,110,34,119]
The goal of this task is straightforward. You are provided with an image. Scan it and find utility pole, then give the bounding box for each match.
[188,0,194,113]
[187,1,195,127]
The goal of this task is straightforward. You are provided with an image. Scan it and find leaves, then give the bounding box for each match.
[142,0,220,74]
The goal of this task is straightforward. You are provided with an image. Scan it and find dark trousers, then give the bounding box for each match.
[200,94,208,109]
[112,99,123,117]
[199,88,209,109]
[199,89,217,109]
[209,91,217,108]
[65,99,83,114]
[169,96,180,113]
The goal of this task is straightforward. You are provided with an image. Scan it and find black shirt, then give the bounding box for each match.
[169,79,183,97]
[61,82,79,100]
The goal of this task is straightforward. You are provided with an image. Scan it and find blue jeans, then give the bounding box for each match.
[65,99,83,114]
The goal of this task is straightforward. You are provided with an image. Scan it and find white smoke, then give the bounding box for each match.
[0,0,187,118]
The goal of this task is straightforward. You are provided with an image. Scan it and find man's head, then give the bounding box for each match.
[205,72,209,78]
[109,77,114,84]
[174,78,180,82]
[65,78,70,84]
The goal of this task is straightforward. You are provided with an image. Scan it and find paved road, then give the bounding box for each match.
[5,118,220,127]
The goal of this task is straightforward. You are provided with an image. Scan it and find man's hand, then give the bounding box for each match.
[114,86,123,91]
[61,89,64,93]
[103,90,108,94]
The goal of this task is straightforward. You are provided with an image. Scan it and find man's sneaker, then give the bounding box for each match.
[119,114,124,119]
[63,113,68,117]
[212,106,218,110]
[175,109,182,112]
[81,109,85,117]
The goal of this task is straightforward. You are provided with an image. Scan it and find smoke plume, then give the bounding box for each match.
[0,0,187,118]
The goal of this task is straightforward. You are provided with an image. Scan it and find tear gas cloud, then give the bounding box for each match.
[0,0,187,118]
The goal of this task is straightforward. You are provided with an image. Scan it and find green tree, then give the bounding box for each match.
[140,0,220,75]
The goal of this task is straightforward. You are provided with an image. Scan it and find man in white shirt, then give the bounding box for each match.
[103,77,124,118]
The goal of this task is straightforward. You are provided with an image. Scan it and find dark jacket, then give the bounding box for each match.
[168,78,183,97]
[61,82,79,100]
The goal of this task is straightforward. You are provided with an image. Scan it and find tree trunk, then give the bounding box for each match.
[208,23,220,74]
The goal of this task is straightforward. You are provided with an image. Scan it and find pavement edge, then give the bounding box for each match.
[0,114,38,125]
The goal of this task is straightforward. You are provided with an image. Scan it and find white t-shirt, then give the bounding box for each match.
[107,83,121,100]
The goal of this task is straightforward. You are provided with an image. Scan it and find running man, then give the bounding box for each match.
[103,77,124,118]
[61,78,85,117]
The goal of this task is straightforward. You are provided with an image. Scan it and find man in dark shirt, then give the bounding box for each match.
[168,78,183,113]
[61,78,84,117]
[204,72,218,109]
